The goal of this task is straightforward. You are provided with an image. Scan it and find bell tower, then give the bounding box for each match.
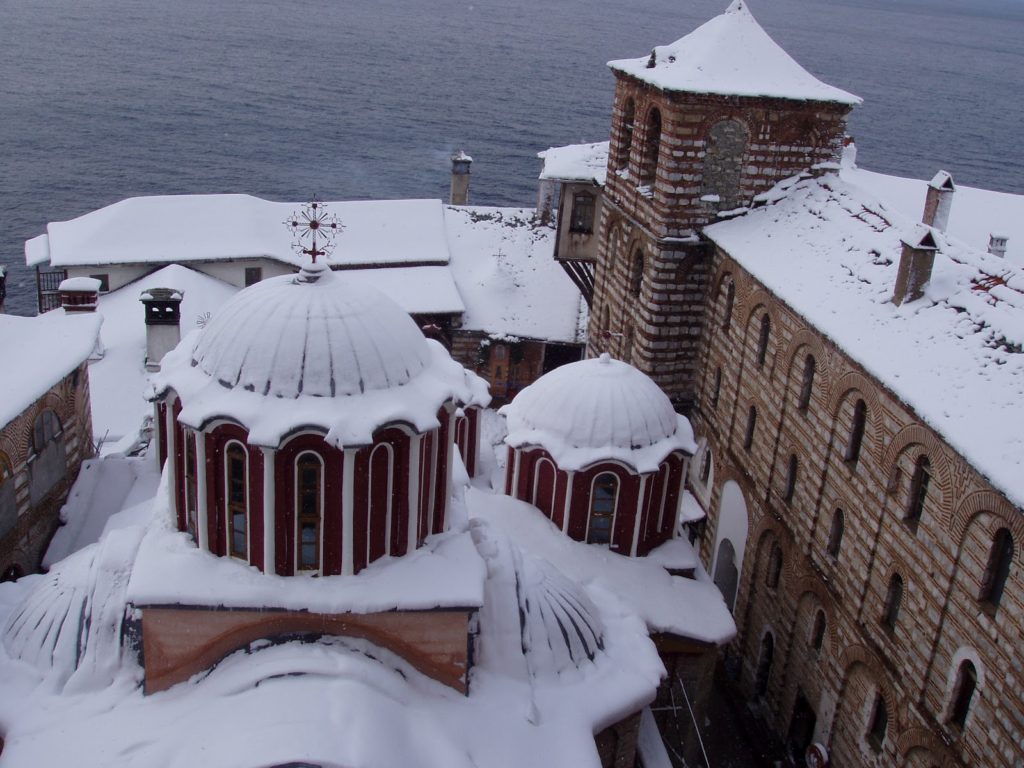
[588,0,859,410]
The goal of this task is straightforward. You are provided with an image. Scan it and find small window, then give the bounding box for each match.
[641,108,661,186]
[629,250,644,297]
[89,273,110,292]
[296,452,324,572]
[905,455,930,529]
[722,280,735,331]
[948,661,977,729]
[244,267,263,286]
[979,528,1014,608]
[845,399,867,464]
[827,509,845,560]
[755,633,774,698]
[811,610,826,652]
[495,365,503,379]
[766,545,783,588]
[882,574,903,632]
[783,454,798,503]
[184,432,198,540]
[743,406,757,451]
[756,314,771,366]
[867,694,888,751]
[569,192,595,234]
[711,368,722,409]
[226,442,248,560]
[798,355,816,411]
[588,472,618,545]
[699,449,713,485]
[617,98,635,170]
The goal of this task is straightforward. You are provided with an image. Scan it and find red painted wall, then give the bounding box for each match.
[205,423,265,570]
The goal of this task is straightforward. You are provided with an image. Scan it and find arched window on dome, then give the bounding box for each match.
[0,452,15,540]
[368,443,394,562]
[224,441,248,561]
[532,458,557,521]
[184,431,199,541]
[295,452,324,573]
[587,472,618,545]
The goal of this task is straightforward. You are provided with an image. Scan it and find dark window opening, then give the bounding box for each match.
[699,450,713,485]
[980,527,1013,608]
[755,633,774,699]
[948,661,977,729]
[711,368,722,409]
[617,99,635,170]
[640,108,661,186]
[799,355,816,411]
[588,472,618,545]
[722,280,735,331]
[226,443,248,559]
[629,250,644,297]
[766,544,783,588]
[867,694,888,752]
[882,573,903,632]
[244,267,263,286]
[905,455,930,530]
[570,192,595,234]
[811,610,826,652]
[827,509,845,560]
[296,452,323,572]
[743,406,757,451]
[783,454,798,503]
[757,314,771,366]
[89,273,110,292]
[845,399,867,464]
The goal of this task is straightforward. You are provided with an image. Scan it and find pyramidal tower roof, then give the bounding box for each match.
[608,0,861,105]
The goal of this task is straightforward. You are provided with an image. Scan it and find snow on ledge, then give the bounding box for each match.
[538,142,610,186]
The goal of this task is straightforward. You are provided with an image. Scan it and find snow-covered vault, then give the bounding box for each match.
[1,526,144,693]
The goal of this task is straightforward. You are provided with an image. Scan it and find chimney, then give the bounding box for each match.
[922,170,955,232]
[988,234,1008,259]
[59,276,101,312]
[450,150,472,206]
[893,226,939,306]
[141,288,184,371]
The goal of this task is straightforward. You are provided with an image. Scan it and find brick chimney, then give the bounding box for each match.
[988,234,1008,259]
[450,150,472,206]
[922,171,955,232]
[141,288,184,371]
[59,277,102,312]
[893,227,939,306]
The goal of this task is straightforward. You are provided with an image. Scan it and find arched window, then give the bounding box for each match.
[713,539,739,611]
[629,250,644,297]
[532,458,557,520]
[882,573,903,631]
[722,280,735,331]
[640,108,661,186]
[29,409,66,504]
[0,453,15,539]
[867,694,888,751]
[948,661,978,728]
[766,544,783,588]
[225,442,248,560]
[587,472,618,545]
[184,432,198,541]
[755,633,774,698]
[845,399,867,464]
[570,192,595,234]
[756,314,771,366]
[827,509,845,560]
[783,454,798,503]
[743,406,757,451]
[616,98,634,170]
[295,452,324,573]
[699,449,713,485]
[905,455,930,528]
[368,443,394,561]
[798,355,816,411]
[810,610,826,652]
[711,367,722,409]
[980,528,1014,608]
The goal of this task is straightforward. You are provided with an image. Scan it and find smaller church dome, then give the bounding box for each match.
[192,263,431,398]
[501,354,696,473]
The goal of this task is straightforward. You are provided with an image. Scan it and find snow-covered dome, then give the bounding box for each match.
[192,263,431,398]
[501,354,696,473]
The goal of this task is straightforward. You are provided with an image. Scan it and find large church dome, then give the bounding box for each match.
[501,354,696,473]
[192,263,431,398]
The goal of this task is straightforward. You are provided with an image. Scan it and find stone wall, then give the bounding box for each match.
[690,248,1023,767]
[0,361,94,578]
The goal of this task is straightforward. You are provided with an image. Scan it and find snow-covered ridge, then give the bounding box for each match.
[705,173,1024,507]
[608,0,860,105]
[538,142,609,186]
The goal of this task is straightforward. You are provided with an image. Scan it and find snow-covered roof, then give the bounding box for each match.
[704,173,1024,508]
[26,195,452,269]
[0,311,101,432]
[445,206,587,343]
[538,142,609,186]
[841,162,1024,266]
[152,263,489,447]
[501,354,697,473]
[58,276,101,292]
[608,0,860,105]
[345,266,465,315]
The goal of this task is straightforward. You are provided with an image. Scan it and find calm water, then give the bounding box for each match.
[2,0,1022,314]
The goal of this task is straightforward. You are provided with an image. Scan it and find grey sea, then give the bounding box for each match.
[2,0,1022,315]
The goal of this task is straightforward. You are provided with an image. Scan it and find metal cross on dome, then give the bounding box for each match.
[284,198,343,264]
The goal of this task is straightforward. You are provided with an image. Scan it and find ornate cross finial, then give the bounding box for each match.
[284,197,343,264]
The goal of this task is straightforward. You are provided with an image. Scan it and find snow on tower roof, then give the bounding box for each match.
[704,173,1024,508]
[500,355,697,473]
[538,142,609,186]
[0,311,101,432]
[608,0,861,105]
[152,263,489,447]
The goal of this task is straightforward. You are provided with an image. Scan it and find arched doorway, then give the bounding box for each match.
[711,480,749,611]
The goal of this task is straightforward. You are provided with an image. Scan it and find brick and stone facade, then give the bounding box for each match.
[0,362,95,579]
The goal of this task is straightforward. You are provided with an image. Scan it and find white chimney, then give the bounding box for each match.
[922,171,955,232]
[988,234,1008,259]
[141,288,184,371]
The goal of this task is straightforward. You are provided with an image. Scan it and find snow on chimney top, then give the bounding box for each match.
[922,170,955,232]
[988,234,1008,258]
[893,226,939,306]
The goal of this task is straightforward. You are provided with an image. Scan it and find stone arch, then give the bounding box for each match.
[18,391,68,457]
[782,329,830,397]
[837,644,900,731]
[895,728,957,768]
[827,375,883,464]
[882,424,954,521]
[790,573,841,648]
[740,288,774,329]
[949,489,1024,545]
[711,479,751,611]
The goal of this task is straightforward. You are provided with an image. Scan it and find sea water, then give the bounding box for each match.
[1,0,1022,315]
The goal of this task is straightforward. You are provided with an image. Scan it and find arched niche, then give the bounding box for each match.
[712,480,750,611]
